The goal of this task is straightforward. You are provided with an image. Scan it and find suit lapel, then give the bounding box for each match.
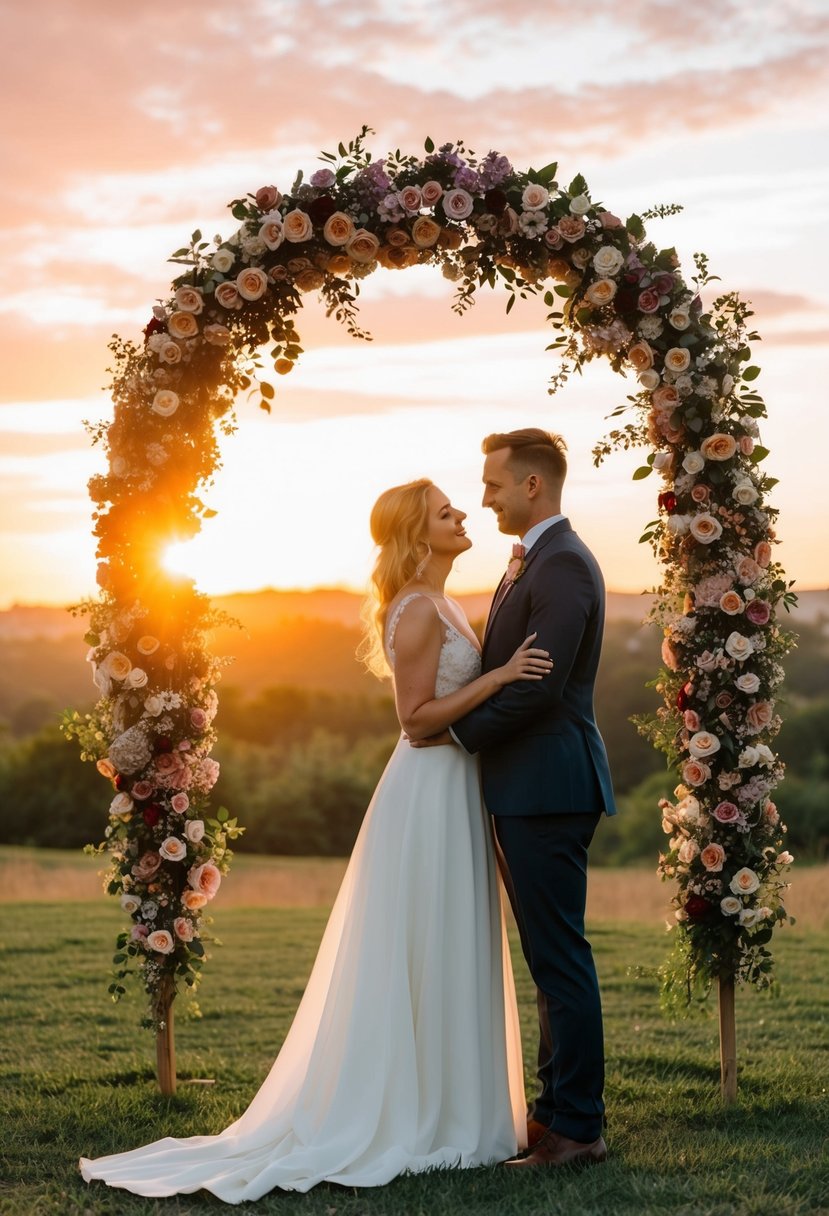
[483,518,572,647]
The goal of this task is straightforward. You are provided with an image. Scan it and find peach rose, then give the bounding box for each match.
[158,340,182,364]
[167,311,199,340]
[729,867,760,895]
[295,268,326,292]
[97,758,117,780]
[204,323,231,346]
[585,278,617,307]
[689,514,723,544]
[323,211,355,247]
[689,731,721,759]
[174,286,204,314]
[682,758,711,787]
[522,183,550,211]
[628,341,654,372]
[147,929,175,954]
[174,917,195,942]
[557,216,585,243]
[236,267,269,301]
[664,347,691,374]
[661,636,680,671]
[736,557,761,586]
[411,216,441,248]
[214,281,243,310]
[326,253,352,275]
[377,245,419,270]
[547,258,580,285]
[188,861,222,900]
[283,209,314,242]
[181,888,208,911]
[701,433,738,461]
[383,225,411,248]
[259,216,285,250]
[151,389,180,418]
[754,540,772,567]
[346,228,381,263]
[719,591,744,616]
[102,651,132,680]
[746,700,774,731]
[651,385,679,411]
[700,843,726,872]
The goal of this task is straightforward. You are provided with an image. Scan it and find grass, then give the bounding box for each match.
[0,887,828,1213]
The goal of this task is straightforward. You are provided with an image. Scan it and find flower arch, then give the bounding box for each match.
[67,129,795,1043]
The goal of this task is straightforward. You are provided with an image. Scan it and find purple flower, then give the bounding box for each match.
[453,165,480,192]
[310,168,336,189]
[478,151,513,189]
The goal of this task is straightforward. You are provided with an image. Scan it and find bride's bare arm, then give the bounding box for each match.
[391,597,552,741]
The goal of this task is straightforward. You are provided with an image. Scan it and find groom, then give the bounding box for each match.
[454,428,616,1168]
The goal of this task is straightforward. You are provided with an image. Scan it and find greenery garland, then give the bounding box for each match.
[65,128,795,1028]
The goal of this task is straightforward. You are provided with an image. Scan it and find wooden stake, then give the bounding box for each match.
[156,978,177,1096]
[718,973,737,1104]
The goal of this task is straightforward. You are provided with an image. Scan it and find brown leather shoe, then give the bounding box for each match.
[506,1129,607,1168]
[526,1118,550,1149]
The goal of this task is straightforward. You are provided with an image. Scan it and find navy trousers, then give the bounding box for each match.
[494,811,605,1143]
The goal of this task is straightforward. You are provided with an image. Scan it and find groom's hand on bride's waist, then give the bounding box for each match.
[408,729,455,748]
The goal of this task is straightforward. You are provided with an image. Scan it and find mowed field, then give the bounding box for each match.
[0,850,828,1216]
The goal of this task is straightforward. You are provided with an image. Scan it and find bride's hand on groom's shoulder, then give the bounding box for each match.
[408,729,455,749]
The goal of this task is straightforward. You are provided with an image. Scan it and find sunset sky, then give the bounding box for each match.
[1,0,828,608]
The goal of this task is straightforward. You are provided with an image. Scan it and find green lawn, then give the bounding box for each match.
[1,903,827,1215]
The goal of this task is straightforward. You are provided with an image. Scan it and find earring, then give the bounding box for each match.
[415,545,431,579]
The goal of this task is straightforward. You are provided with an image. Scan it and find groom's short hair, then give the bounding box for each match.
[482,428,567,485]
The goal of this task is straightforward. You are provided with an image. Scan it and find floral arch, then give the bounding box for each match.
[67,129,794,1051]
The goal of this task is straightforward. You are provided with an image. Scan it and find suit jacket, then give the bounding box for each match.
[453,519,617,817]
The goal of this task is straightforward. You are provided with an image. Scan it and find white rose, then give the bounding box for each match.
[738,746,760,768]
[669,308,691,330]
[689,731,721,759]
[639,369,660,390]
[592,246,624,277]
[735,672,761,694]
[720,896,741,916]
[569,193,590,215]
[755,744,775,767]
[652,451,672,471]
[151,390,180,418]
[522,183,550,211]
[666,514,692,536]
[211,248,235,273]
[159,836,187,862]
[184,819,205,844]
[739,907,761,927]
[732,479,759,506]
[682,451,705,475]
[725,631,754,662]
[730,867,761,895]
[125,667,148,689]
[144,694,164,717]
[109,793,134,820]
[259,216,285,250]
[120,893,141,915]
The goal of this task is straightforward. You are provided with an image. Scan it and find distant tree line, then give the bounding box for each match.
[1,619,827,862]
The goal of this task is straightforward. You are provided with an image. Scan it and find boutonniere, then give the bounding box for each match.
[505,543,526,584]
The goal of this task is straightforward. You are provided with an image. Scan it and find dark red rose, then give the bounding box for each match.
[484,188,508,215]
[685,894,715,922]
[658,491,677,513]
[143,316,166,342]
[676,684,690,712]
[142,804,162,827]
[113,773,126,791]
[615,287,639,314]
[155,736,173,754]
[307,194,338,225]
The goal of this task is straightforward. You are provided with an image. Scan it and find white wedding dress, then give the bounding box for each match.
[80,596,526,1201]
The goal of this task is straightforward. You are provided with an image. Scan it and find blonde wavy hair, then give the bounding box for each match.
[358,478,433,679]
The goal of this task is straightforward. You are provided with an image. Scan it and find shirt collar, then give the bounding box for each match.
[521,514,565,553]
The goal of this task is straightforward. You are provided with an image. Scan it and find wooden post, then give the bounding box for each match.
[718,973,737,1104]
[156,977,177,1096]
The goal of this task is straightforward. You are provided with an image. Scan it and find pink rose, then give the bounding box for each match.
[190,708,208,731]
[214,281,243,310]
[421,180,443,207]
[146,929,175,954]
[745,598,771,626]
[544,227,564,249]
[745,700,774,732]
[599,211,623,229]
[739,435,755,455]
[736,557,761,585]
[442,188,474,220]
[310,168,335,189]
[651,385,679,411]
[132,851,162,881]
[397,185,422,213]
[696,650,720,673]
[754,541,772,567]
[700,843,726,872]
[763,800,779,825]
[684,710,701,732]
[255,185,281,211]
[174,917,195,942]
[713,801,740,823]
[188,861,222,901]
[131,780,154,801]
[638,288,660,313]
[690,485,710,504]
[170,792,190,814]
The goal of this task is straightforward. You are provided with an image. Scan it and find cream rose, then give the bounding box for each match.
[682,451,705,475]
[283,208,314,242]
[725,631,754,662]
[569,193,590,215]
[639,369,661,390]
[211,248,235,273]
[322,211,355,247]
[689,731,721,759]
[689,513,723,544]
[159,836,187,862]
[120,893,141,915]
[411,216,442,248]
[144,694,164,717]
[730,867,760,895]
[735,672,761,694]
[236,267,269,301]
[732,478,759,506]
[668,308,691,330]
[720,896,741,916]
[664,347,691,374]
[259,216,285,250]
[346,229,381,264]
[147,929,175,954]
[151,390,180,418]
[174,286,204,314]
[109,792,134,820]
[592,245,624,277]
[678,838,699,864]
[125,666,148,689]
[522,183,550,211]
[700,433,738,462]
[184,818,205,844]
[167,311,199,340]
[214,281,243,310]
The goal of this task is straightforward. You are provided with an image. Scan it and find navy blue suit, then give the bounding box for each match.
[453,518,615,1142]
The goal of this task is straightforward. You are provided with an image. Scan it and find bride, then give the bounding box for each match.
[80,478,554,1201]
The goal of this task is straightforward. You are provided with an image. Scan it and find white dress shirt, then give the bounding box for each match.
[520,513,565,554]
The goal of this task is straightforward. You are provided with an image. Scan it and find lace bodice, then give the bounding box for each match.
[386,594,481,696]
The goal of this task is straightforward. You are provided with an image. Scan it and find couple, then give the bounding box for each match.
[81,427,617,1200]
